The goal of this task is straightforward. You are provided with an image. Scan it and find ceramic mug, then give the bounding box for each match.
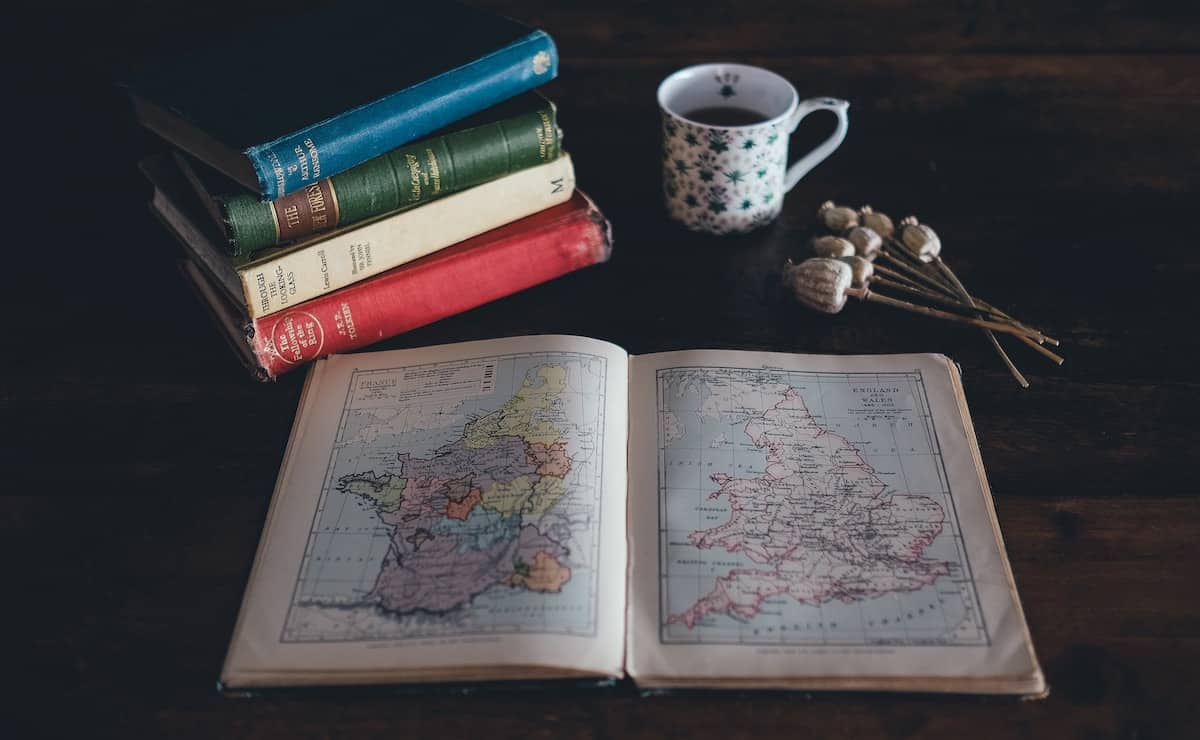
[658,63,849,234]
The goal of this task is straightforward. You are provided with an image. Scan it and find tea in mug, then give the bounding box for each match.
[681,106,769,126]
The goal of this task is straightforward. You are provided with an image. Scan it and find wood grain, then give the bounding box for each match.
[3,1,1198,738]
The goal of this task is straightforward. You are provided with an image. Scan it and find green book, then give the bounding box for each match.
[219,93,563,258]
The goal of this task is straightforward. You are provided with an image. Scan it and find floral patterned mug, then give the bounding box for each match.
[658,63,849,234]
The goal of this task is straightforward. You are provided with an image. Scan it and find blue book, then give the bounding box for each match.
[121,0,558,201]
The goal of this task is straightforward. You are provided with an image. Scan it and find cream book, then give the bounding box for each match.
[221,335,1045,695]
[233,156,574,319]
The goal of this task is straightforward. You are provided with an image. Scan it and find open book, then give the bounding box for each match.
[221,335,1044,695]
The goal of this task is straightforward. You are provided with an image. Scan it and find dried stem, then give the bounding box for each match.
[973,298,1061,347]
[872,277,1019,324]
[987,332,1030,387]
[851,287,1049,342]
[875,272,1057,353]
[934,259,1029,388]
[1014,335,1066,365]
[871,263,929,292]
[878,249,960,298]
[884,239,1062,348]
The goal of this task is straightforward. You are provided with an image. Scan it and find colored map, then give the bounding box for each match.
[282,352,607,643]
[658,367,989,646]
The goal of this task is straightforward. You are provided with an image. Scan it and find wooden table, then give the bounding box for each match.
[5,1,1198,737]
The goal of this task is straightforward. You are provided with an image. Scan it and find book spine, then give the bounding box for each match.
[222,103,562,257]
[249,193,612,378]
[244,31,558,200]
[238,155,576,319]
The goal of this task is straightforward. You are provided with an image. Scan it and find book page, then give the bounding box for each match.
[625,350,1043,693]
[222,335,628,688]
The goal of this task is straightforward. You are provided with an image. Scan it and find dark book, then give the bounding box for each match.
[120,0,557,200]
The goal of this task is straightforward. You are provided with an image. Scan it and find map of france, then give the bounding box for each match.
[283,352,606,644]
[338,365,576,615]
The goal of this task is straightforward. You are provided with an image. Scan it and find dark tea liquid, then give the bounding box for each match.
[682,106,768,126]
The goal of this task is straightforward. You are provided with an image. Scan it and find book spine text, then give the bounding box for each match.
[244,31,558,200]
[223,104,562,257]
[238,156,576,319]
[250,193,611,378]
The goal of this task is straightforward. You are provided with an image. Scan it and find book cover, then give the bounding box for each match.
[174,193,612,380]
[120,0,558,200]
[238,155,576,318]
[220,92,563,258]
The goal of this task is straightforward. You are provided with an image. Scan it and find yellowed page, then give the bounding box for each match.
[221,335,627,688]
[625,350,1042,693]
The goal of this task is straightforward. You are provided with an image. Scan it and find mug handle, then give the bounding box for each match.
[783,97,850,192]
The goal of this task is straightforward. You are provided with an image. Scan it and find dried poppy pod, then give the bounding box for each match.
[782,258,853,313]
[838,255,875,289]
[816,200,859,232]
[898,216,942,262]
[846,226,882,260]
[858,205,895,239]
[809,205,1060,386]
[811,235,856,258]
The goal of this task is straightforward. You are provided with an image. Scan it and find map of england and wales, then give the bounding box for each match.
[664,373,953,631]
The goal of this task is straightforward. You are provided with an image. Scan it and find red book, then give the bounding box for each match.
[252,193,610,378]
[160,183,612,380]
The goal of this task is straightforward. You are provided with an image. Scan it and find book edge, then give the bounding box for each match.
[176,259,268,381]
[220,359,329,688]
[244,30,557,199]
[129,95,260,191]
[146,178,246,306]
[945,355,1047,696]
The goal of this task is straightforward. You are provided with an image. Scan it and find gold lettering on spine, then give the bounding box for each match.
[404,153,422,201]
[536,111,555,161]
[267,179,341,244]
[305,183,328,228]
[340,302,357,340]
[425,148,441,193]
[282,204,301,229]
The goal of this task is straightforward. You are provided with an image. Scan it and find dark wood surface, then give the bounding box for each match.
[5,1,1199,737]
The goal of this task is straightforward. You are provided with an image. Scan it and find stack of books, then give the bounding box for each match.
[123,1,611,380]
